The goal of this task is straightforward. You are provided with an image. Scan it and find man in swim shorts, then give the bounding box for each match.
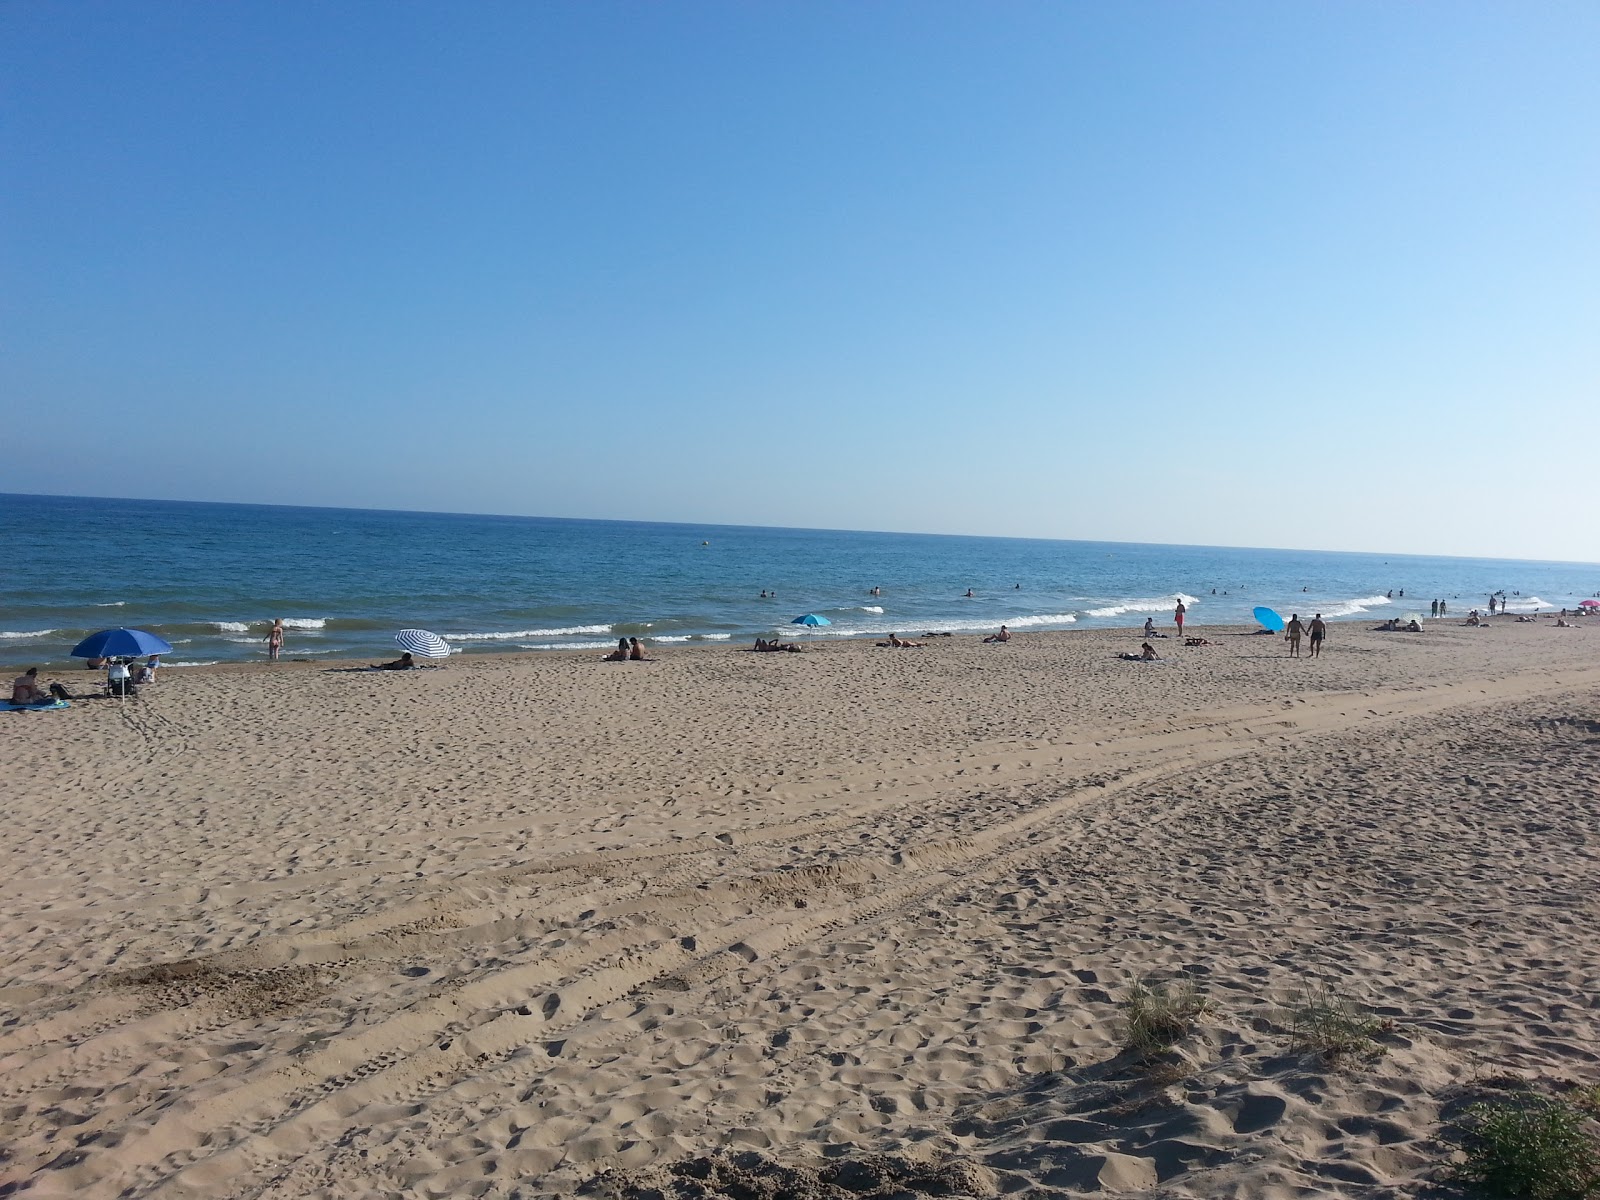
[1308,614,1327,658]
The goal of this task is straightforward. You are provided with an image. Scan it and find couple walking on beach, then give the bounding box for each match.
[1285,614,1326,658]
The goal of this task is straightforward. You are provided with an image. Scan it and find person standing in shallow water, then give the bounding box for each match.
[267,618,284,662]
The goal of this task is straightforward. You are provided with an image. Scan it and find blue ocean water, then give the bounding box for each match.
[3,493,1596,667]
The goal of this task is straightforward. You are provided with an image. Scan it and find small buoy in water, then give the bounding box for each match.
[702,540,709,545]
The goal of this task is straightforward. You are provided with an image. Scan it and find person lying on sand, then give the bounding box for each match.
[1120,642,1161,661]
[1184,637,1213,646]
[375,652,416,670]
[751,638,803,653]
[982,625,1010,643]
[875,634,925,648]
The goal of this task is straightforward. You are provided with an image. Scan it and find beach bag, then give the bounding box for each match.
[49,683,71,701]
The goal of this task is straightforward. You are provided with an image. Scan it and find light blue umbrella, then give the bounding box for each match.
[792,613,831,627]
[1252,606,1286,633]
[70,628,174,658]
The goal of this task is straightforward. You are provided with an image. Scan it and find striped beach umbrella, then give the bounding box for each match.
[395,629,451,658]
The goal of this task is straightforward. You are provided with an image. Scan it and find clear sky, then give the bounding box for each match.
[4,3,1597,562]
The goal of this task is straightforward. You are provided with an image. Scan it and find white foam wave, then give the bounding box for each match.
[92,601,126,607]
[1312,595,1392,618]
[653,635,692,643]
[860,606,884,614]
[701,632,732,640]
[449,625,612,641]
[0,629,55,640]
[168,660,220,667]
[1002,613,1079,629]
[517,640,617,651]
[214,621,252,633]
[280,618,326,630]
[1499,595,1553,613]
[1084,593,1199,619]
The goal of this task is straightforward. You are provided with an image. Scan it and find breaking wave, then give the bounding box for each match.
[448,625,612,641]
[1084,593,1199,619]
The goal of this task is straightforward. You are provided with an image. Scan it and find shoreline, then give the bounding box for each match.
[6,609,1589,676]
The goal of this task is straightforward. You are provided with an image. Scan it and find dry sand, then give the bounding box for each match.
[2,617,1597,1198]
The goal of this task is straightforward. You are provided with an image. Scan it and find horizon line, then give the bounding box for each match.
[5,490,1598,571]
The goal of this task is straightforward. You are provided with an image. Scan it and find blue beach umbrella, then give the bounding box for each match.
[71,627,175,659]
[792,613,831,627]
[1252,607,1286,633]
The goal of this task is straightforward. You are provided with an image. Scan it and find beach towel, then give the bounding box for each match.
[2,699,70,712]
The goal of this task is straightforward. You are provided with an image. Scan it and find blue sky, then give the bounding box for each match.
[4,3,1597,562]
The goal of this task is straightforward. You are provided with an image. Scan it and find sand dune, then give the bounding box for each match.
[2,618,1597,1197]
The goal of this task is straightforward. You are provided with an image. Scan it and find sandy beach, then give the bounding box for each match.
[3,618,1597,1198]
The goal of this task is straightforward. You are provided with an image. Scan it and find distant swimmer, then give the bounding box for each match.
[1014,583,1021,589]
[869,586,881,596]
[759,590,767,599]
[964,589,975,598]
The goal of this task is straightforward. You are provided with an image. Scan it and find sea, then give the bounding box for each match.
[3,493,1596,668]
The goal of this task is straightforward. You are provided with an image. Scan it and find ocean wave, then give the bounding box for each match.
[700,632,733,640]
[1084,593,1199,619]
[168,660,220,667]
[859,606,884,614]
[448,625,612,641]
[213,621,253,633]
[1312,595,1392,618]
[280,617,326,630]
[1001,613,1079,629]
[1499,595,1553,613]
[92,601,126,607]
[517,640,616,651]
[0,629,56,640]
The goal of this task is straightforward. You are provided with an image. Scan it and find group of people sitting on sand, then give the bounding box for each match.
[603,637,651,661]
[1373,618,1424,633]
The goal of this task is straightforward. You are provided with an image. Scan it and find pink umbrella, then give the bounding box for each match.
[1579,600,1599,609]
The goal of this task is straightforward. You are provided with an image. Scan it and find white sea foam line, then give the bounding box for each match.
[0,630,56,640]
[213,621,253,633]
[860,606,884,614]
[1499,595,1553,613]
[518,640,616,651]
[92,601,126,607]
[1000,613,1079,629]
[168,661,220,667]
[1084,592,1199,619]
[447,625,612,640]
[1311,594,1392,618]
[279,617,326,630]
